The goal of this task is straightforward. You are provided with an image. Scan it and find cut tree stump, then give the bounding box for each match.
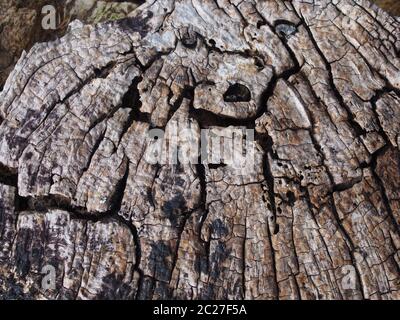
[0,0,400,300]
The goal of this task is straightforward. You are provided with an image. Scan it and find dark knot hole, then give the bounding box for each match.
[223,83,251,102]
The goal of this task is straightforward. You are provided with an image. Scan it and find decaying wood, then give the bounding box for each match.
[0,0,400,300]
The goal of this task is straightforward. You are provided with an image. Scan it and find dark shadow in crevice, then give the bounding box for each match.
[0,164,18,187]
[223,83,251,103]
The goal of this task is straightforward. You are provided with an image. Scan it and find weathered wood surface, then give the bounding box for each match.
[0,0,142,89]
[0,0,400,300]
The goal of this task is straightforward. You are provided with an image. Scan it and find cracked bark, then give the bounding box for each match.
[0,0,400,300]
[0,0,144,90]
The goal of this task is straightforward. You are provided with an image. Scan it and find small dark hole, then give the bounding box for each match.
[257,20,266,29]
[286,191,296,206]
[223,83,251,102]
[208,163,227,169]
[273,223,280,235]
[94,68,101,77]
[254,57,265,70]
[360,161,368,168]
[209,39,216,47]
[182,33,197,49]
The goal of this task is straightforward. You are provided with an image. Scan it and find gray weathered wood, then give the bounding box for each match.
[0,0,400,300]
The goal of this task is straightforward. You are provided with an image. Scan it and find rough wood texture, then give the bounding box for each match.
[0,0,400,300]
[0,0,142,89]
